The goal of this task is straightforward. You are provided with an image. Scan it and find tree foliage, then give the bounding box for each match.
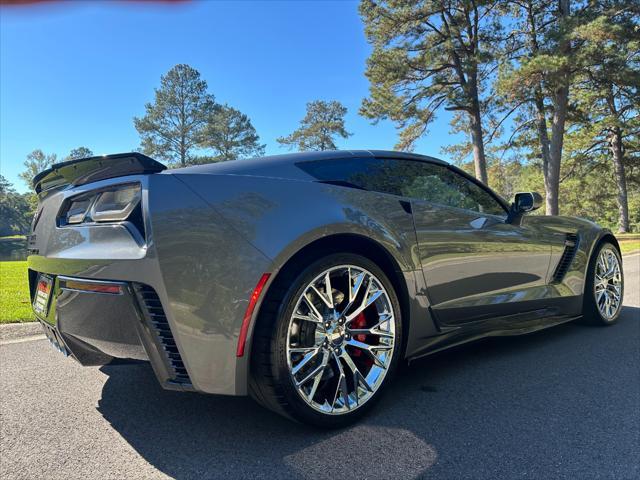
[277,100,351,151]
[18,149,57,192]
[567,2,639,232]
[65,146,94,161]
[0,176,31,236]
[359,0,502,184]
[134,64,215,167]
[134,64,265,166]
[201,104,265,161]
[496,0,581,215]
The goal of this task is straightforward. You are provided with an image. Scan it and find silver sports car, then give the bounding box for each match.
[28,150,624,427]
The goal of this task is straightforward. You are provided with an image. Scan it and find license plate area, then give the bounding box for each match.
[33,274,53,318]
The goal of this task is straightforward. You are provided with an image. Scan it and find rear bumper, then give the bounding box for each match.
[30,271,194,392]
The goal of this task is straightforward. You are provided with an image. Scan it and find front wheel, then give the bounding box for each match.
[582,242,624,325]
[249,253,403,427]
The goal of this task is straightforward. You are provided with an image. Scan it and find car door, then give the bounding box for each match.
[401,162,556,326]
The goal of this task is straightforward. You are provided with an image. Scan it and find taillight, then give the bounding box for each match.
[59,183,141,226]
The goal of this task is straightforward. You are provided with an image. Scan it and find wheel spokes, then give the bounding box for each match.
[310,271,334,309]
[595,248,623,320]
[291,347,321,375]
[286,265,396,415]
[348,313,394,339]
[345,280,384,323]
[295,349,329,388]
[305,350,330,401]
[340,348,373,397]
[297,295,323,324]
[345,338,392,368]
[330,351,350,412]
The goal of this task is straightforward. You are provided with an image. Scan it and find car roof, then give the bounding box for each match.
[167,150,449,180]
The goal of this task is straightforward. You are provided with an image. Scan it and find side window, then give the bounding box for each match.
[296,157,435,196]
[400,162,506,216]
[295,157,506,216]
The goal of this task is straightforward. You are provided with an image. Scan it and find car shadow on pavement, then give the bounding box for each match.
[97,306,639,480]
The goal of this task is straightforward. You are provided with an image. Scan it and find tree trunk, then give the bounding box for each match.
[544,0,570,216]
[533,87,553,202]
[469,104,488,184]
[546,86,567,216]
[610,128,630,233]
[525,1,554,214]
[180,135,187,167]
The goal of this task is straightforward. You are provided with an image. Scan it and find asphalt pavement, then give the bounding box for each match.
[1,254,638,479]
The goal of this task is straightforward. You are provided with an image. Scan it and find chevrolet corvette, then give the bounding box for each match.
[28,150,624,426]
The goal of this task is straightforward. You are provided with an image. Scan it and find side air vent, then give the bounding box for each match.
[133,284,191,384]
[552,234,579,282]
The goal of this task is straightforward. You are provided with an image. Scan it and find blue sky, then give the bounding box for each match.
[1,0,463,193]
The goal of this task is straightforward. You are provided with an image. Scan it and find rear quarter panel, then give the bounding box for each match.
[174,174,435,360]
[147,174,273,395]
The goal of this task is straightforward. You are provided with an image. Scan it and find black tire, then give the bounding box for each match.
[581,241,624,326]
[249,253,403,427]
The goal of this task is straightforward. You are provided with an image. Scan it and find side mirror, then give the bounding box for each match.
[506,192,543,224]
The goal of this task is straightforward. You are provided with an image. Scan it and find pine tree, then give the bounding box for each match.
[134,64,215,167]
[569,3,639,232]
[201,104,265,161]
[65,147,94,161]
[18,150,57,191]
[277,100,351,151]
[359,0,502,184]
[498,0,582,215]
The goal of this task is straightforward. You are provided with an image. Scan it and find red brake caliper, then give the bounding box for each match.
[350,312,373,369]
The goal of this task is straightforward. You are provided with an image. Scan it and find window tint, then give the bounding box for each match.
[400,163,506,216]
[296,157,506,216]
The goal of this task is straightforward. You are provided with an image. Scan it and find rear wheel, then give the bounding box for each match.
[582,242,624,325]
[249,253,402,427]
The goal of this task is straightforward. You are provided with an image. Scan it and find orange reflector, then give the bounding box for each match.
[236,273,271,357]
[63,280,122,295]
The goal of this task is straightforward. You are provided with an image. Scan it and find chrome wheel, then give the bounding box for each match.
[594,247,623,320]
[286,265,396,415]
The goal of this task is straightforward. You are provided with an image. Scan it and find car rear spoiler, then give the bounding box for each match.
[32,152,167,194]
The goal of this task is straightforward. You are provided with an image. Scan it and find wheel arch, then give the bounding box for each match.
[597,231,621,253]
[248,233,413,362]
[582,229,621,296]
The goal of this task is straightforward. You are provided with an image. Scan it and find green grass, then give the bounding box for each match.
[616,232,640,254]
[0,261,34,323]
[619,239,640,255]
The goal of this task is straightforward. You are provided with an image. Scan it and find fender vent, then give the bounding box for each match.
[134,284,190,384]
[552,234,579,282]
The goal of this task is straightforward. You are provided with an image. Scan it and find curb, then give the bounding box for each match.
[0,322,44,343]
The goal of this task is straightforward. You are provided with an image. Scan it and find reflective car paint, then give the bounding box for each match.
[27,150,617,397]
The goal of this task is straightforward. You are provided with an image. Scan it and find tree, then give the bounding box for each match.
[359,0,503,184]
[277,100,351,151]
[18,149,57,191]
[65,146,94,161]
[134,64,215,167]
[200,104,265,161]
[0,176,31,235]
[568,4,639,232]
[498,0,582,215]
